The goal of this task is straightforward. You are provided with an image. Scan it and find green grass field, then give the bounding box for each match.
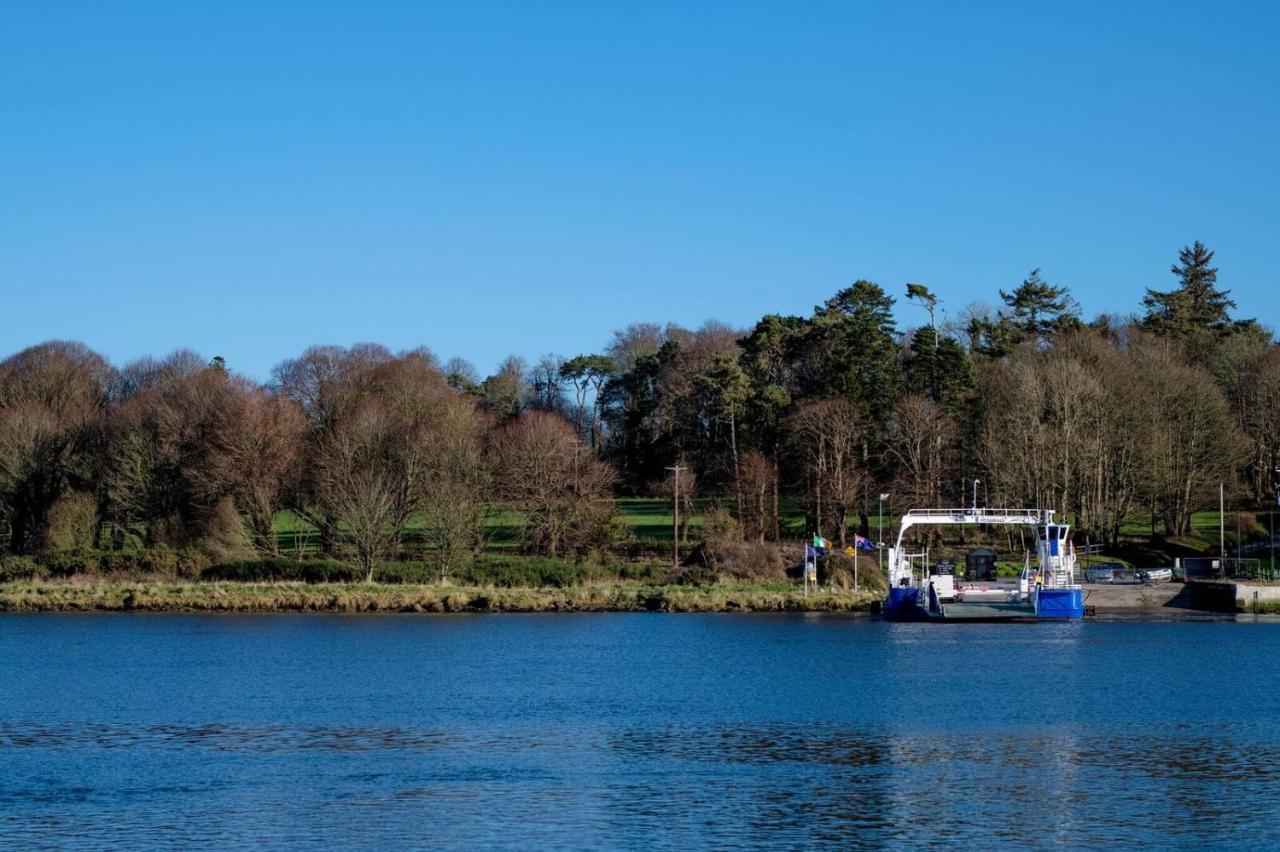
[262,498,1279,568]
[269,497,886,552]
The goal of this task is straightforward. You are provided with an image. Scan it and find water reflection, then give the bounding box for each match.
[1,726,1274,847]
[609,723,1280,846]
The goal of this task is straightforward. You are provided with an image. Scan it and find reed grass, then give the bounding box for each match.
[0,580,877,614]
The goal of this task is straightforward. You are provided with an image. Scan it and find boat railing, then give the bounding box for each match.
[899,508,1053,525]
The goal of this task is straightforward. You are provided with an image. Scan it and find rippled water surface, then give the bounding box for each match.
[3,614,1280,848]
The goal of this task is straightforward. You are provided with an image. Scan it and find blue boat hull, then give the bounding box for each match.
[883,585,1085,621]
[884,587,923,621]
[1034,588,1084,619]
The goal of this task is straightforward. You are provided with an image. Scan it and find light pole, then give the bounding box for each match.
[973,479,981,512]
[1219,481,1226,565]
[1272,468,1279,579]
[878,493,889,573]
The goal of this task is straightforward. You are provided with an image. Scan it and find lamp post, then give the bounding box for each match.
[878,493,889,573]
[1219,481,1226,565]
[973,479,981,512]
[1272,468,1279,579]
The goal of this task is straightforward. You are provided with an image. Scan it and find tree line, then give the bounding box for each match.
[2,241,1277,575]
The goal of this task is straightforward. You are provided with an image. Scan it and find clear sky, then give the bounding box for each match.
[3,1,1278,379]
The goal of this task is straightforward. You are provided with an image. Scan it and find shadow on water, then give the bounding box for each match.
[0,721,452,753]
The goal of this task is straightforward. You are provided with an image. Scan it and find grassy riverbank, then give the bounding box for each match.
[0,580,877,614]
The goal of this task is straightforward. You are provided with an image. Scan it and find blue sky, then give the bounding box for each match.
[2,1,1277,379]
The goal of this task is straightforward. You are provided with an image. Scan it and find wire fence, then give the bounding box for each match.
[1181,557,1276,583]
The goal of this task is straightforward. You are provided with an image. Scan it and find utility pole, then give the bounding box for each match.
[666,464,685,572]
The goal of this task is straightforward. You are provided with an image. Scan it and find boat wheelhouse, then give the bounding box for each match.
[883,507,1084,621]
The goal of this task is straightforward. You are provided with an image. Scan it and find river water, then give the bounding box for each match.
[2,613,1278,849]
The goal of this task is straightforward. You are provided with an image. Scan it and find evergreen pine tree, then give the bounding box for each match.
[1142,241,1235,336]
[999,269,1078,338]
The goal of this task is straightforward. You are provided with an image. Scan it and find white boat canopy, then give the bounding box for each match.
[888,508,1063,589]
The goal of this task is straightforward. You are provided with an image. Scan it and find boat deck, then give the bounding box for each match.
[931,600,1035,622]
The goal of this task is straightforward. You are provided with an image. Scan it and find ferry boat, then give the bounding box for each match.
[883,507,1084,622]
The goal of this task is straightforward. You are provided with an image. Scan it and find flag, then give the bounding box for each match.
[853,534,876,552]
[812,534,831,550]
[805,544,817,558]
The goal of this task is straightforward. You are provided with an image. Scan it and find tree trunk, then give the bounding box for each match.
[730,411,742,524]
[772,447,781,542]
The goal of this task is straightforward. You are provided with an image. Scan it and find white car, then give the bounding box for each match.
[1084,563,1121,584]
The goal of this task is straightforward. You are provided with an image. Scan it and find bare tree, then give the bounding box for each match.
[977,334,1144,545]
[886,394,956,509]
[443,357,482,393]
[217,390,308,554]
[100,361,262,559]
[314,401,405,581]
[494,411,616,556]
[0,342,110,553]
[529,354,567,415]
[1244,348,1280,502]
[735,451,778,543]
[482,355,529,422]
[1057,332,1142,545]
[419,396,492,580]
[606,323,664,373]
[1134,346,1245,536]
[787,399,867,547]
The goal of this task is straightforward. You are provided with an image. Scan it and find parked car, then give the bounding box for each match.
[1138,567,1174,584]
[1084,562,1123,584]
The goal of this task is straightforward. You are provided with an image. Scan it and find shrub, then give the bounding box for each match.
[701,538,785,581]
[675,562,717,587]
[39,549,102,577]
[202,558,361,583]
[0,556,47,582]
[466,554,606,588]
[617,561,669,583]
[726,541,785,580]
[700,506,738,543]
[147,514,190,550]
[200,497,256,564]
[32,547,211,579]
[43,491,99,552]
[691,506,784,581]
[103,547,209,578]
[1238,512,1266,541]
[372,561,437,584]
[820,551,886,594]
